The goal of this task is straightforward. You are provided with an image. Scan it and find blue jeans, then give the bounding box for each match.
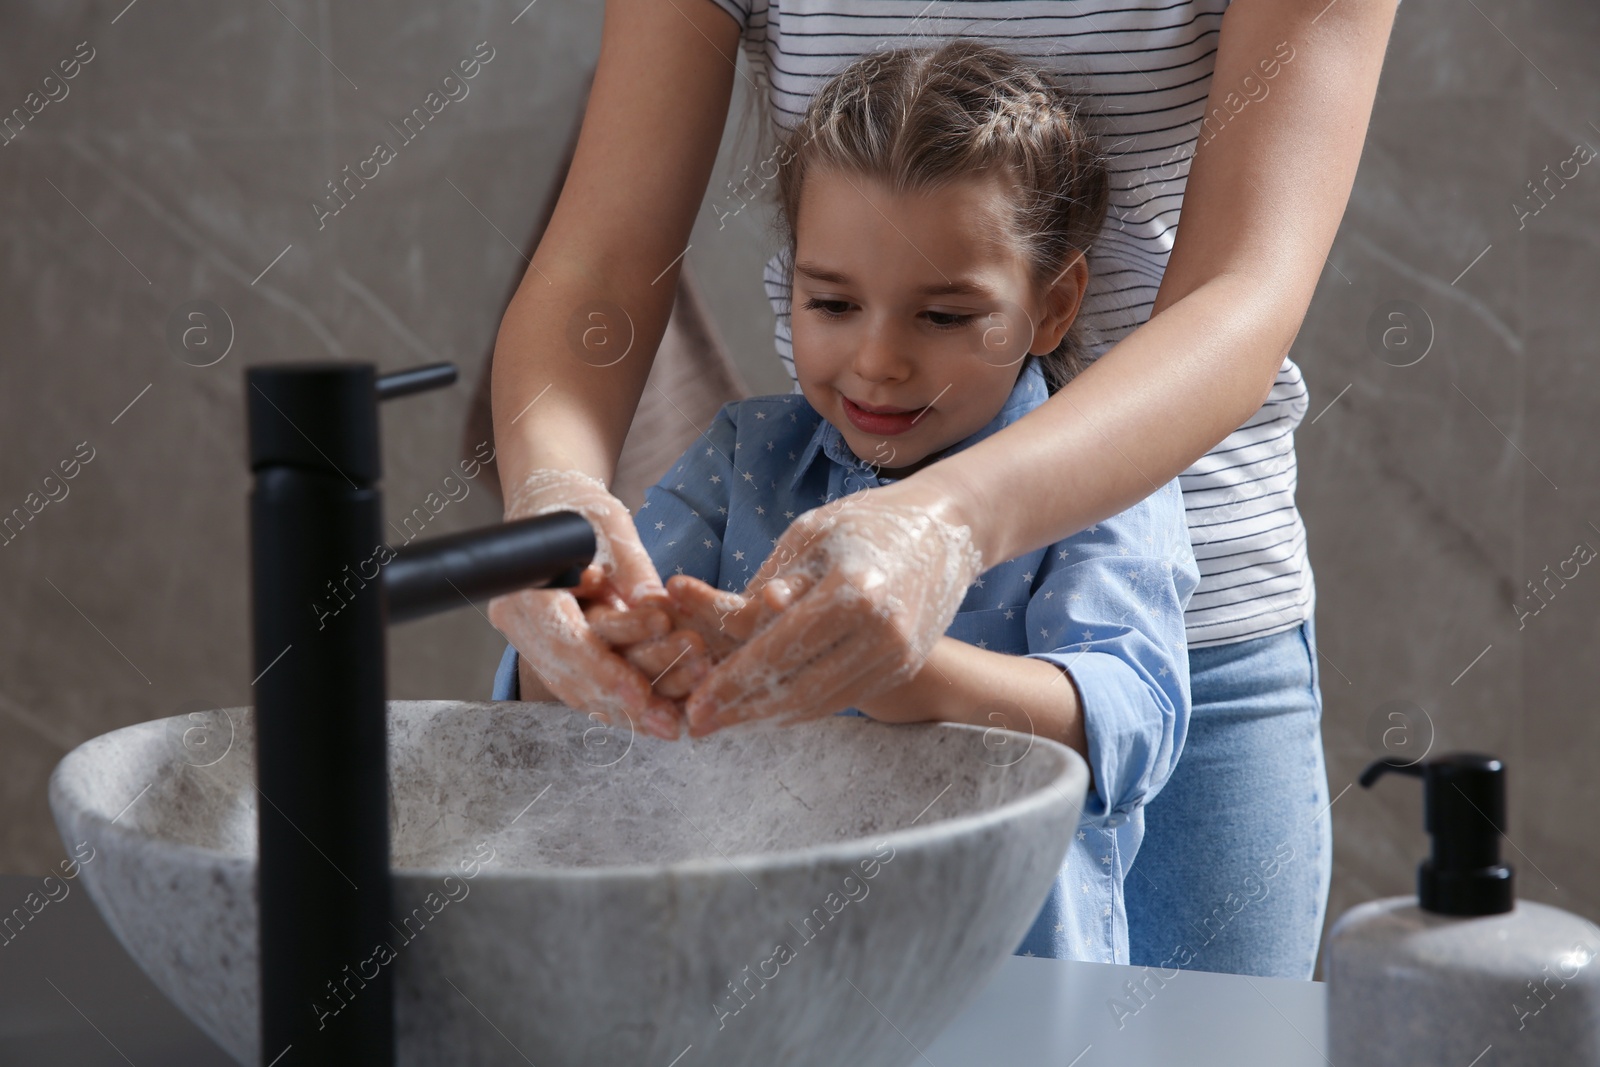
[1123,613,1332,979]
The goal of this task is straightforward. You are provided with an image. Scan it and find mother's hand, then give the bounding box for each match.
[680,491,986,735]
[487,468,683,735]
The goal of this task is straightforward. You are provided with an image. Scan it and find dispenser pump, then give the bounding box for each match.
[1331,753,1600,1065]
[1360,752,1514,916]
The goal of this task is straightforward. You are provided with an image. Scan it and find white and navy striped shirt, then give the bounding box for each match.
[705,0,1315,648]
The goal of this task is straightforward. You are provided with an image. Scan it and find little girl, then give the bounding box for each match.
[491,39,1199,965]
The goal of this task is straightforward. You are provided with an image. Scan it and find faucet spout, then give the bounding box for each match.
[384,512,593,624]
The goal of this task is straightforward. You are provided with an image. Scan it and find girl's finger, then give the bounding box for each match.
[573,563,612,599]
[623,630,708,679]
[585,601,674,646]
[650,652,712,699]
[640,699,684,740]
[664,576,760,657]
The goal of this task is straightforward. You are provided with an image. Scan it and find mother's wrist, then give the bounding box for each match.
[492,412,619,513]
[876,458,999,568]
[504,466,611,511]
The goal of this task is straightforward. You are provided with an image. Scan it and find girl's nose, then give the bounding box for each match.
[850,317,913,383]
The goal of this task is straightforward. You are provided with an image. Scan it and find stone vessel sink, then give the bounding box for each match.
[48,700,1087,1066]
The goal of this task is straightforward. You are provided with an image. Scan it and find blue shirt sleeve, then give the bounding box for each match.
[1023,479,1200,828]
[636,403,740,589]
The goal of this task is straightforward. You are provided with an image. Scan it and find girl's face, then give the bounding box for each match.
[789,166,1086,479]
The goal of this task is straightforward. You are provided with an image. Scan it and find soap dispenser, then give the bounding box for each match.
[1327,752,1600,1065]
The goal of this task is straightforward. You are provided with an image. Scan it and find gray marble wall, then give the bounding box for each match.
[1,0,1595,984]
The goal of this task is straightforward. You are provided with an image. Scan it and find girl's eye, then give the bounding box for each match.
[801,297,851,319]
[924,310,976,330]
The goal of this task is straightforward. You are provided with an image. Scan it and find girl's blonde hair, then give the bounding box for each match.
[774,40,1111,393]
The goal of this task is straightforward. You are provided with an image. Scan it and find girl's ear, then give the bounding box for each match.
[1030,249,1089,355]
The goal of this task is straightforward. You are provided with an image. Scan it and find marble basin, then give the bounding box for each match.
[48,700,1087,1066]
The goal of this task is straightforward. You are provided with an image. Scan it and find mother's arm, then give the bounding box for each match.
[485,0,741,724]
[685,0,1402,730]
[491,0,739,495]
[905,0,1404,566]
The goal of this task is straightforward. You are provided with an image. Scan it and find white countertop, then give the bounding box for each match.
[930,953,1326,1065]
[0,873,1326,1064]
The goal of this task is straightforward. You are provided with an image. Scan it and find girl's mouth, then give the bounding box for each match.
[842,396,928,436]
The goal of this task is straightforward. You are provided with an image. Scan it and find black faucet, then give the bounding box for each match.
[246,360,594,1065]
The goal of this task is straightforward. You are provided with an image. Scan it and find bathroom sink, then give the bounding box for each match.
[48,700,1087,1066]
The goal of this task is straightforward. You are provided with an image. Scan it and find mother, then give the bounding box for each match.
[486,0,1400,979]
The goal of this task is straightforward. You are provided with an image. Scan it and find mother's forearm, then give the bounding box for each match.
[490,255,679,502]
[882,0,1403,568]
[489,0,740,501]
[885,272,1295,568]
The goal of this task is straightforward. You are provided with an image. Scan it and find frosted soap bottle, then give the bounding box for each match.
[1326,752,1600,1065]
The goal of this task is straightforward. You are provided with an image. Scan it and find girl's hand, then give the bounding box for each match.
[487,469,681,734]
[575,575,755,737]
[681,492,985,734]
[662,573,794,659]
[616,630,712,700]
[574,573,801,739]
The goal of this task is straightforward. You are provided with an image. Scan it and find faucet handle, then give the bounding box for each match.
[376,362,457,400]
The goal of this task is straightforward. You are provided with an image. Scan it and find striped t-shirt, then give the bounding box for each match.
[704,0,1314,648]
